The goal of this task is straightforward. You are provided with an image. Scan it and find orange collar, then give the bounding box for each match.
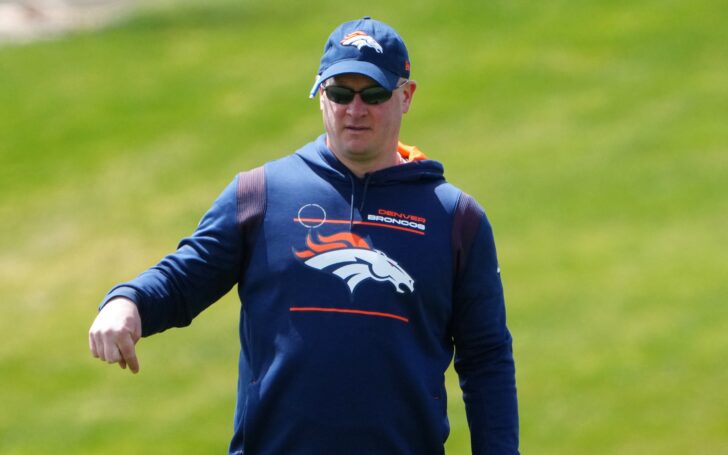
[397,142,428,162]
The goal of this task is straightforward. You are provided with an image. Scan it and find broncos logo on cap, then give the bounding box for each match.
[295,232,414,294]
[340,31,384,54]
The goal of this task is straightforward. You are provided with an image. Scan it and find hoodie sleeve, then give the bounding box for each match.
[451,192,519,454]
[99,168,265,336]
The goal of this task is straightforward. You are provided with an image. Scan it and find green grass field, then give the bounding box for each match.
[1,0,726,453]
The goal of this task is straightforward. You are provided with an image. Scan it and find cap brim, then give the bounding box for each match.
[308,60,400,98]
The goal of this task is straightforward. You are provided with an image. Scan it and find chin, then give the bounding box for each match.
[341,140,373,155]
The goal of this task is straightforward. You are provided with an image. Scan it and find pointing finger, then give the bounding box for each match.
[117,332,140,374]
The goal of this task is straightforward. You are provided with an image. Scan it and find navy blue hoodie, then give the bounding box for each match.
[102,135,519,454]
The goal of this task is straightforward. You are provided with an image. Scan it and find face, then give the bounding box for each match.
[320,73,416,174]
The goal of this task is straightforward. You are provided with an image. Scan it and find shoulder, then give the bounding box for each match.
[453,191,487,228]
[235,147,307,197]
[432,182,486,222]
[235,167,266,225]
[446,186,495,276]
[263,151,314,179]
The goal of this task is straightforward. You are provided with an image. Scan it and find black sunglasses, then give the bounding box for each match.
[324,80,408,105]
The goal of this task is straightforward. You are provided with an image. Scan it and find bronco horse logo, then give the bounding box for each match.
[340,31,384,54]
[295,232,414,294]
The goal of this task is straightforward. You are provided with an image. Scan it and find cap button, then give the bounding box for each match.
[362,16,371,20]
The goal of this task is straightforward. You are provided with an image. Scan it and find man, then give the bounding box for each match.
[89,17,519,454]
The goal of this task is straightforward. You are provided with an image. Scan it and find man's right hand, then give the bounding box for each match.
[89,297,142,374]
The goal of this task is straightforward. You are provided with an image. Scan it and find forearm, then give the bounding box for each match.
[456,331,519,454]
[100,246,236,336]
[99,176,243,336]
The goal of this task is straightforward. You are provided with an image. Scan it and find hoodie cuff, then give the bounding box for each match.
[98,286,142,312]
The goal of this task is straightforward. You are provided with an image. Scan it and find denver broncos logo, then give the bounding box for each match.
[295,232,414,294]
[340,31,384,54]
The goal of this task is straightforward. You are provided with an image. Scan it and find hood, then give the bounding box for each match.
[295,134,445,186]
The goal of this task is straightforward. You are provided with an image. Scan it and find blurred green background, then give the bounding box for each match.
[1,0,726,453]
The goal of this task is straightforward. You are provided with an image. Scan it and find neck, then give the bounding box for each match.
[326,137,401,178]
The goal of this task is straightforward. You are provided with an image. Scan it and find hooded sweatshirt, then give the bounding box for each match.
[101,134,519,454]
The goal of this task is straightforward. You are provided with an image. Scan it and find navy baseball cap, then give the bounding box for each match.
[309,17,411,98]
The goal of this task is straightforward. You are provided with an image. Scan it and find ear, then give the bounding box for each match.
[401,80,417,114]
[319,88,325,111]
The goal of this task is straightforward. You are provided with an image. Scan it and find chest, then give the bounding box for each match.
[262,167,453,292]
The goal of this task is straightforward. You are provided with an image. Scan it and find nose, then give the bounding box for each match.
[345,94,368,116]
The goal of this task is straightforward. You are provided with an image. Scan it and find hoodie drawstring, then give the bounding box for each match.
[359,174,372,212]
[347,173,373,231]
[348,174,356,231]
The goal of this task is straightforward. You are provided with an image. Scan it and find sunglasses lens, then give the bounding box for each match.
[324,85,394,105]
[324,86,355,104]
[360,87,393,104]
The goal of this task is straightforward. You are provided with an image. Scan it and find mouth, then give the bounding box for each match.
[344,126,371,133]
